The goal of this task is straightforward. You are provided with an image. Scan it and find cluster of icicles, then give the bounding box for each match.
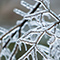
[0,0,60,60]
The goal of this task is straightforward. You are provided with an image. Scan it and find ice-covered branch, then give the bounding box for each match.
[0,0,60,60]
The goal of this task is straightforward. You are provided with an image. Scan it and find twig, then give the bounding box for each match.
[22,31,41,38]
[18,45,35,60]
[8,2,42,60]
[9,44,18,60]
[36,46,48,59]
[18,39,35,45]
[30,3,41,14]
[2,31,17,49]
[0,20,28,40]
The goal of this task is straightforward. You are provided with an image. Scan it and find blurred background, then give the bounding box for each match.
[0,0,60,29]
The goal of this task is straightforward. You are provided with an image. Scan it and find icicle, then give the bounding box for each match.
[36,45,49,53]
[1,48,11,59]
[13,8,26,16]
[23,43,27,51]
[31,50,35,60]
[18,42,22,51]
[21,0,33,9]
[18,45,35,60]
[0,27,8,33]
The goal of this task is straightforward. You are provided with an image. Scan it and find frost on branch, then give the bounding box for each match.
[0,0,60,60]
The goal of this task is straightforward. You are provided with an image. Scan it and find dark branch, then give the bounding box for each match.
[30,3,41,14]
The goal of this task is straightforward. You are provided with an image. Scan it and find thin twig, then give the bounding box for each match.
[18,45,35,60]
[9,44,18,60]
[2,31,17,49]
[8,3,42,60]
[0,20,28,40]
[22,31,41,38]
[36,46,48,59]
[30,3,41,14]
[18,39,35,45]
